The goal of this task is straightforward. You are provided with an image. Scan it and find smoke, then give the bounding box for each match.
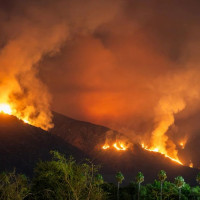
[37,0,200,164]
[39,0,200,132]
[0,0,121,130]
[1,0,200,164]
[147,67,200,162]
[150,96,186,158]
[0,23,67,129]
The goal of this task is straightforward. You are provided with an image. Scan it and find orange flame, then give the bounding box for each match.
[0,103,30,124]
[141,143,183,165]
[179,139,187,149]
[179,142,184,148]
[113,142,127,151]
[102,141,128,151]
[102,144,110,149]
[189,161,193,168]
[0,104,12,115]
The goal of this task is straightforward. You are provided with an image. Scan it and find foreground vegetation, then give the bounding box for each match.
[0,151,200,200]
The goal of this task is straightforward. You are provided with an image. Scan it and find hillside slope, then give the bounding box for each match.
[51,112,199,185]
[0,112,199,185]
[0,114,86,175]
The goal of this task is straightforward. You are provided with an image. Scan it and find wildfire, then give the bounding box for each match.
[102,141,128,151]
[179,139,187,149]
[0,103,30,124]
[0,104,12,115]
[102,144,110,149]
[179,142,184,148]
[189,161,193,168]
[113,142,127,151]
[141,143,183,165]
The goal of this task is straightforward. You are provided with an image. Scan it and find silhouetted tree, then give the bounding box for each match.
[174,176,185,200]
[136,172,144,200]
[196,172,200,185]
[0,170,29,200]
[32,151,106,200]
[101,182,116,200]
[158,170,167,200]
[115,172,124,200]
[190,186,200,199]
[95,174,104,192]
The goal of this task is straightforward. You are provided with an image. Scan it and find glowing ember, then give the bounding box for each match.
[189,161,193,168]
[179,139,187,149]
[0,103,12,115]
[141,143,183,165]
[102,141,128,151]
[180,142,184,147]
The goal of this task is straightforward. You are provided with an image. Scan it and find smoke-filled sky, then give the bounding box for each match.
[1,0,200,163]
[38,0,200,132]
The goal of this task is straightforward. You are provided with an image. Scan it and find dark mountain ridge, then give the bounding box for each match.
[0,114,86,175]
[0,112,199,185]
[51,112,199,185]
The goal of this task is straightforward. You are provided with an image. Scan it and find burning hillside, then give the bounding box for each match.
[0,112,199,185]
[101,136,184,166]
[0,104,12,115]
[0,103,195,169]
[0,103,29,124]
[50,112,199,170]
[1,0,200,177]
[0,107,194,168]
[140,143,183,165]
[102,142,128,151]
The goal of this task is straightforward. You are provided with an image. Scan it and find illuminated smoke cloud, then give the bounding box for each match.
[1,0,200,165]
[38,1,200,164]
[0,0,121,130]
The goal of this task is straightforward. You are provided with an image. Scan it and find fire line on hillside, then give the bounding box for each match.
[141,143,183,165]
[0,103,30,124]
[102,140,186,166]
[102,142,128,151]
[0,102,193,168]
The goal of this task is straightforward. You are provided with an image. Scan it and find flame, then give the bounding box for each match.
[113,142,127,151]
[102,144,110,149]
[102,141,128,151]
[0,98,52,130]
[146,97,185,166]
[179,142,184,148]
[189,161,193,168]
[179,139,187,149]
[0,103,30,124]
[141,143,183,165]
[23,119,29,124]
[0,104,12,115]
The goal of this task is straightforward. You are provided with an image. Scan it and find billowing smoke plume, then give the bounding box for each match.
[0,0,121,130]
[1,0,200,166]
[38,0,200,166]
[149,67,200,157]
[150,96,186,158]
[0,23,67,129]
